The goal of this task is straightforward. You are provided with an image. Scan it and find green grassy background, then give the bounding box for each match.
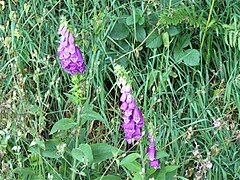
[0,0,239,179]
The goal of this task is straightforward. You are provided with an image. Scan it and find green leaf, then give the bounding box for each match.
[71,144,93,164]
[42,139,62,159]
[80,144,93,164]
[110,23,129,40]
[133,173,144,180]
[126,16,134,26]
[64,93,79,105]
[163,165,179,172]
[136,25,146,42]
[121,160,142,172]
[183,49,200,66]
[174,48,185,63]
[80,104,107,126]
[138,16,145,25]
[164,165,179,179]
[156,151,169,159]
[94,175,121,180]
[178,34,191,48]
[166,26,179,36]
[120,153,141,165]
[14,167,35,175]
[50,118,77,135]
[71,148,84,162]
[146,31,162,48]
[91,143,122,163]
[162,32,170,48]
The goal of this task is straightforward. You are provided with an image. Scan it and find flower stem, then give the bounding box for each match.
[71,105,81,180]
[140,143,146,178]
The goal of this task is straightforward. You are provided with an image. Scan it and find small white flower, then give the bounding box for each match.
[12,146,21,152]
[206,161,213,169]
[213,120,221,127]
[192,149,199,156]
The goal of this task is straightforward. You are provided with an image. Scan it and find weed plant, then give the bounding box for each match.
[0,0,239,179]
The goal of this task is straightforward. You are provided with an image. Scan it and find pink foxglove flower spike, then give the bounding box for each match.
[57,23,86,75]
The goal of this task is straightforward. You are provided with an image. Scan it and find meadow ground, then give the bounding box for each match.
[0,0,240,179]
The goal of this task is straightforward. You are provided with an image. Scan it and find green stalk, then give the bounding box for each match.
[140,143,146,178]
[71,105,81,180]
[200,0,215,50]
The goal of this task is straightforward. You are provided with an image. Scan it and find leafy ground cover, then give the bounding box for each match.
[0,0,239,179]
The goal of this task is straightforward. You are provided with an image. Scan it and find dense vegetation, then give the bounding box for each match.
[0,0,239,179]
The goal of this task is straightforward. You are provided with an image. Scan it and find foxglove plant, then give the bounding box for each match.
[115,65,144,144]
[57,23,86,75]
[147,132,159,169]
[57,18,87,180]
[120,84,144,144]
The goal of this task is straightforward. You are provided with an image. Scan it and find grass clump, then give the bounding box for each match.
[0,0,239,179]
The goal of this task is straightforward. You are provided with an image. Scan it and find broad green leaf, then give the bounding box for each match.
[110,23,129,40]
[178,34,191,48]
[126,16,134,26]
[94,175,121,180]
[146,31,162,48]
[71,144,93,164]
[133,173,144,180]
[64,93,79,105]
[166,171,178,180]
[183,49,200,66]
[174,48,185,63]
[163,165,179,172]
[136,25,146,42]
[156,151,169,159]
[120,153,141,165]
[126,8,144,26]
[91,143,122,163]
[79,144,93,164]
[166,26,179,36]
[138,16,145,25]
[162,32,169,48]
[50,118,77,135]
[121,160,142,172]
[42,139,62,159]
[118,40,131,52]
[80,105,107,126]
[71,148,84,162]
[164,165,179,179]
[156,171,166,180]
[14,167,35,175]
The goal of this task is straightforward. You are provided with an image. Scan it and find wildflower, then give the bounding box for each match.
[206,161,213,169]
[57,23,86,75]
[147,132,159,169]
[192,149,199,156]
[120,84,144,144]
[213,119,221,127]
[12,146,21,152]
[195,173,199,177]
[150,160,160,170]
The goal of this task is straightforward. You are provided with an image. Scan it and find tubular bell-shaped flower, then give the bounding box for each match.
[147,132,160,169]
[120,84,144,144]
[114,65,144,144]
[57,23,86,75]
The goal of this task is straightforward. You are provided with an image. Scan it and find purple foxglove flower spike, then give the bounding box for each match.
[119,83,144,144]
[57,24,86,75]
[147,132,159,169]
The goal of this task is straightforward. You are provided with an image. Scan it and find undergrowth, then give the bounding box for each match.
[0,0,239,179]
